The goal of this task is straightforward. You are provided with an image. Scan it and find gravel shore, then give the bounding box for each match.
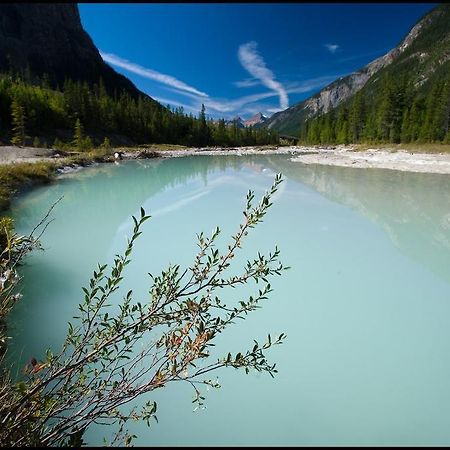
[2,144,450,174]
[0,146,59,164]
[289,146,450,174]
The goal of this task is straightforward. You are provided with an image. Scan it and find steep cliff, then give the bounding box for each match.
[0,3,148,99]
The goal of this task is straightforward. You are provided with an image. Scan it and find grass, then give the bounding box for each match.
[2,139,450,215]
[0,148,117,213]
[65,147,115,164]
[0,144,173,214]
[0,161,56,211]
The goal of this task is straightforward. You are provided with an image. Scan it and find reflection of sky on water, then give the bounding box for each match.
[7,155,450,446]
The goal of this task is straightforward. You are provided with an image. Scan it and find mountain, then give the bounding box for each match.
[267,156,450,285]
[0,3,278,148]
[243,112,267,127]
[221,113,267,129]
[225,116,245,128]
[0,3,149,100]
[263,4,449,136]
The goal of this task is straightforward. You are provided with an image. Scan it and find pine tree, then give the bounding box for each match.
[83,135,93,150]
[10,99,26,147]
[198,104,210,146]
[335,107,349,144]
[433,78,450,141]
[442,80,450,139]
[349,91,365,142]
[53,138,64,150]
[400,108,411,143]
[72,118,85,151]
[377,74,395,142]
[420,81,442,142]
[0,72,277,149]
[100,137,111,149]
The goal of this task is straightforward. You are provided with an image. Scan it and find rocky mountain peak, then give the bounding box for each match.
[263,4,447,135]
[243,112,268,127]
[0,3,148,100]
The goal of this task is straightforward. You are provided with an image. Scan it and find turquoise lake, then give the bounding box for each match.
[7,154,450,446]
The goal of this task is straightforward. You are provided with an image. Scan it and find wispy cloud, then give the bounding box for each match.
[151,96,199,115]
[100,51,208,98]
[324,43,340,54]
[101,49,338,120]
[205,91,276,113]
[238,41,289,110]
[149,74,339,118]
[233,78,260,88]
[285,74,342,94]
[101,51,275,114]
[164,87,277,114]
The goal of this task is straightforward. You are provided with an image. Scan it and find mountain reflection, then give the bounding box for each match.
[269,158,450,284]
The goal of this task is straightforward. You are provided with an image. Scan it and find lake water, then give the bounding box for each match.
[7,154,450,446]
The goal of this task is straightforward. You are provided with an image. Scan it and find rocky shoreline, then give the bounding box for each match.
[127,145,450,174]
[2,144,450,175]
[290,146,450,174]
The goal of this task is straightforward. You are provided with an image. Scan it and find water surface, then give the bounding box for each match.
[7,155,450,446]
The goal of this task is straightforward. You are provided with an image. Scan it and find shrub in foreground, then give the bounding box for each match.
[0,174,288,446]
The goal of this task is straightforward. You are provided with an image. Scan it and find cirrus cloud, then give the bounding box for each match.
[101,48,338,120]
[238,41,289,110]
[324,43,340,54]
[100,51,208,98]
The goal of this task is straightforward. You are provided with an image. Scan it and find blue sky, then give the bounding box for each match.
[79,3,435,120]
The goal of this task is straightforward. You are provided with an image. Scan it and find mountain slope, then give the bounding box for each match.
[0,4,149,100]
[263,4,448,136]
[225,116,245,128]
[298,3,450,144]
[0,4,278,148]
[243,112,267,127]
[268,157,450,284]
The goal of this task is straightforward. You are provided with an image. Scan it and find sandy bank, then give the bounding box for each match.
[0,146,60,164]
[120,145,303,159]
[127,145,450,174]
[2,144,450,175]
[290,147,450,174]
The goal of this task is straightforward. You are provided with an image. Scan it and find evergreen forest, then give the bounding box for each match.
[299,69,450,145]
[0,72,279,149]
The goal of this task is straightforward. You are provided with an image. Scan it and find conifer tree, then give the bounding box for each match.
[72,118,85,151]
[53,137,64,150]
[0,73,277,148]
[10,99,26,147]
[349,91,365,142]
[198,103,210,146]
[400,108,411,143]
[100,136,111,149]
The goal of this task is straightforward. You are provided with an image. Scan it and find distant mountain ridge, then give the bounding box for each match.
[226,116,245,128]
[0,3,151,100]
[243,112,267,127]
[221,112,267,128]
[262,4,448,135]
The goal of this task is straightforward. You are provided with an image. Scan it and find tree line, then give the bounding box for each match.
[0,73,279,149]
[298,71,450,145]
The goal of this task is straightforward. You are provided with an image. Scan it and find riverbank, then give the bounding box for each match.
[290,145,450,174]
[2,143,450,213]
[3,143,450,168]
[124,144,450,174]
